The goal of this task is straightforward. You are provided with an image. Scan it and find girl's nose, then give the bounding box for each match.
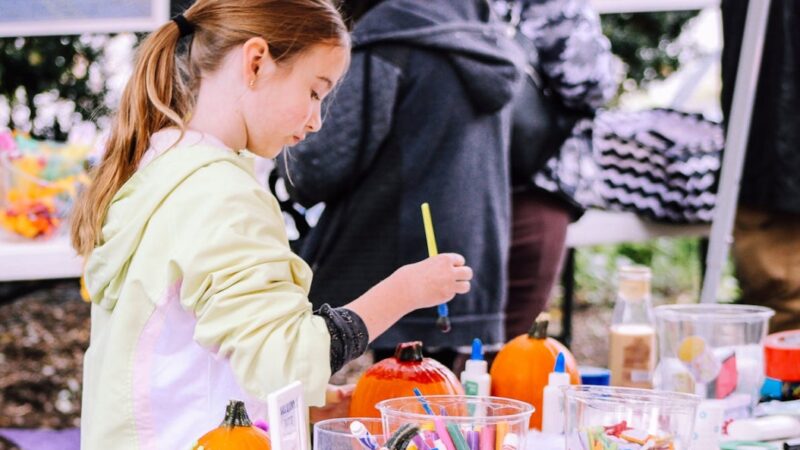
[306,105,322,132]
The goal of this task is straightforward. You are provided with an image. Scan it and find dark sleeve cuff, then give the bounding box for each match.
[314,304,369,374]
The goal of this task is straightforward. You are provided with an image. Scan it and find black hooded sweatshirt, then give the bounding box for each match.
[277,0,523,349]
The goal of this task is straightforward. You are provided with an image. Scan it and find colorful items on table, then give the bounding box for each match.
[579,366,611,386]
[761,377,800,401]
[765,330,800,383]
[382,422,519,450]
[578,422,675,450]
[349,341,464,418]
[379,392,531,450]
[191,400,271,450]
[490,313,580,429]
[677,335,722,384]
[0,130,91,238]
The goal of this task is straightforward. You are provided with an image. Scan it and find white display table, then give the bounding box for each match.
[0,232,83,282]
[566,210,710,248]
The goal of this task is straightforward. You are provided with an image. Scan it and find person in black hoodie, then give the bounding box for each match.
[276,0,523,366]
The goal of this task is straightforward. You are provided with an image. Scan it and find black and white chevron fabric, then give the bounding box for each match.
[593,108,724,223]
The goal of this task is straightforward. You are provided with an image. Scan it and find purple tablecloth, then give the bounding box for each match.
[0,428,79,450]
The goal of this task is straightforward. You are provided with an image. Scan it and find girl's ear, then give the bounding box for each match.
[242,37,276,87]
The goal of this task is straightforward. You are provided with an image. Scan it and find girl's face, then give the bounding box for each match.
[241,43,349,159]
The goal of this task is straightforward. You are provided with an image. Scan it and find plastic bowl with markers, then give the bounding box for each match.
[377,395,533,450]
[563,386,700,450]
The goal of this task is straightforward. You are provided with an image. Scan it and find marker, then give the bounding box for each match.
[350,420,379,450]
[446,422,470,450]
[495,422,508,450]
[421,202,451,333]
[478,425,494,450]
[433,418,456,450]
[501,433,519,450]
[413,388,435,416]
[466,430,479,450]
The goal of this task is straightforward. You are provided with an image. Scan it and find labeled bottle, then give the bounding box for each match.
[460,338,491,397]
[608,265,656,388]
[541,353,570,434]
[461,338,491,416]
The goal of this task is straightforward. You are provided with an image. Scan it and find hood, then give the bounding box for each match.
[84,141,252,310]
[352,0,524,113]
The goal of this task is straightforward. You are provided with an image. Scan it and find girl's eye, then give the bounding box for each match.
[311,90,320,101]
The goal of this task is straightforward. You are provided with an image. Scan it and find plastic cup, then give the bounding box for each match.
[312,417,386,450]
[563,386,700,450]
[377,395,533,449]
[653,304,774,418]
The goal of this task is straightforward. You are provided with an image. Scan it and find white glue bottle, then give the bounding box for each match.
[541,352,570,434]
[461,338,491,397]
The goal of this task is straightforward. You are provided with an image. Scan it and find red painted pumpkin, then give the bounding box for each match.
[490,313,580,430]
[350,341,464,418]
[193,400,271,449]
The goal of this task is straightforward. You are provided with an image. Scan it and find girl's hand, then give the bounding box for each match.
[344,253,472,342]
[393,253,472,309]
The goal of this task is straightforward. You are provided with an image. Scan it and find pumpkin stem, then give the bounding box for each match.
[222,400,253,428]
[527,313,549,339]
[394,341,424,362]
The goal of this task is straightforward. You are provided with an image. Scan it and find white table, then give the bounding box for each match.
[566,210,710,248]
[0,232,83,281]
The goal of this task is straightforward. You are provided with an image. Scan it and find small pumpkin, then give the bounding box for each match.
[349,341,464,418]
[193,400,271,450]
[490,313,580,430]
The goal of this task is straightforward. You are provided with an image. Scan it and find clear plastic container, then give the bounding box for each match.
[377,395,533,449]
[313,417,386,450]
[564,386,700,450]
[653,304,774,418]
[0,142,89,239]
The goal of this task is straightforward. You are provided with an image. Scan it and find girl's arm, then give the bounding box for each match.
[171,162,470,406]
[344,253,470,340]
[314,252,470,374]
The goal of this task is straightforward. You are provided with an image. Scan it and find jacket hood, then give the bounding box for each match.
[84,142,252,310]
[352,0,524,113]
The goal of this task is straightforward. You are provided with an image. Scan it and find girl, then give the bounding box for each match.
[70,1,472,448]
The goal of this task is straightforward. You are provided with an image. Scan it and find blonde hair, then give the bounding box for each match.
[71,0,349,257]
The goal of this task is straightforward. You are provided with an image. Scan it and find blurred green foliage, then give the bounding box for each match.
[602,11,699,89]
[0,35,110,141]
[570,237,739,308]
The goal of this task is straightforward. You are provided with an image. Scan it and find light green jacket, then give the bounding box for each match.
[81,135,331,450]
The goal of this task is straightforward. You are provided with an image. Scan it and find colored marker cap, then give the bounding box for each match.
[579,366,611,386]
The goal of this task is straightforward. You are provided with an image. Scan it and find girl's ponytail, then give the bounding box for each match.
[71,19,191,256]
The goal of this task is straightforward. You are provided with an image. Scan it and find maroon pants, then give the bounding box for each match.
[505,189,571,341]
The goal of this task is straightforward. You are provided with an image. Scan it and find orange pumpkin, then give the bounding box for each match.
[350,341,464,417]
[490,313,580,430]
[193,400,271,450]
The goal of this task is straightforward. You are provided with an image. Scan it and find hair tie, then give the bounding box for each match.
[171,14,195,38]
